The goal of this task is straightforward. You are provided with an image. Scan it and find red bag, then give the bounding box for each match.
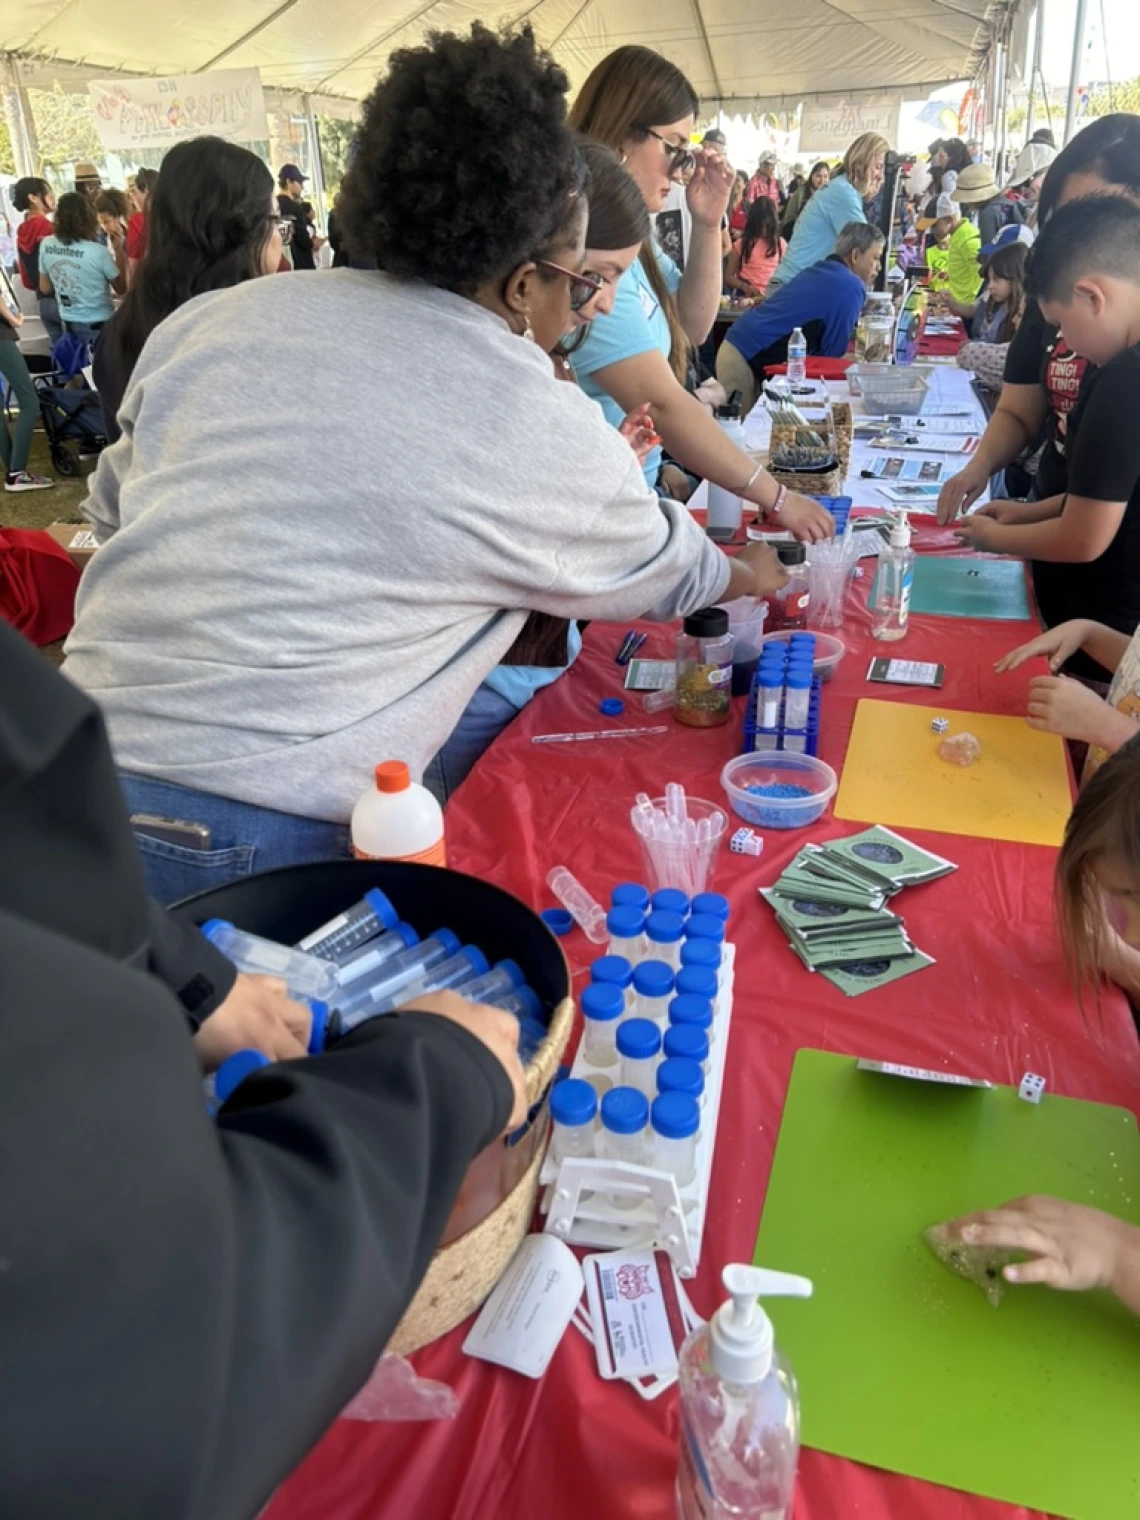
[0,528,81,644]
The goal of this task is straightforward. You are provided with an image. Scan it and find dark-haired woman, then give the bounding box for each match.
[568,45,833,541]
[125,165,159,282]
[781,159,829,239]
[724,195,784,296]
[65,26,784,903]
[93,138,283,443]
[38,192,124,345]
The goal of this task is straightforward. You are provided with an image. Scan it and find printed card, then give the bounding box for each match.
[583,1249,689,1381]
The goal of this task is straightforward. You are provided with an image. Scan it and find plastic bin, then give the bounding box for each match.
[720,751,838,830]
[760,629,845,683]
[848,362,931,416]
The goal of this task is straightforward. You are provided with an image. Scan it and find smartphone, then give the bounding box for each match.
[867,657,945,688]
[130,813,213,850]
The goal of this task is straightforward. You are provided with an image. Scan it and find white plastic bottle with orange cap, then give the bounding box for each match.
[351,761,447,866]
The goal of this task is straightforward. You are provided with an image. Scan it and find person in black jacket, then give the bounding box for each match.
[277,162,320,268]
[0,620,526,1519]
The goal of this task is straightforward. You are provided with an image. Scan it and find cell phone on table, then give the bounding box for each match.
[130,813,213,850]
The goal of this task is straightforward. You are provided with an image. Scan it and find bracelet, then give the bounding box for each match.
[737,463,765,496]
[766,484,788,519]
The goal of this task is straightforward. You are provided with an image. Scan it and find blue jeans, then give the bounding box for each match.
[423,685,520,805]
[120,773,351,906]
[38,295,63,347]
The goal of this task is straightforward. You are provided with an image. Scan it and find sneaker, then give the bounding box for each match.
[5,471,54,492]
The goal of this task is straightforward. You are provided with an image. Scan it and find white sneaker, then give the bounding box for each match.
[5,471,55,492]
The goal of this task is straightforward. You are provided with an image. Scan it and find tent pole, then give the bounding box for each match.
[1063,0,1090,143]
[304,96,329,231]
[1,53,40,177]
[1025,0,1045,140]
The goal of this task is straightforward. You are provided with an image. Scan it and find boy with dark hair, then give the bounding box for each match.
[957,197,1140,660]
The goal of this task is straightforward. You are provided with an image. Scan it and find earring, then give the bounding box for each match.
[521,315,535,342]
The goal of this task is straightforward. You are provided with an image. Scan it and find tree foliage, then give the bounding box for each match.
[26,86,103,176]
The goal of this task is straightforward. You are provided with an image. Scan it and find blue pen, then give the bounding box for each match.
[615,630,637,663]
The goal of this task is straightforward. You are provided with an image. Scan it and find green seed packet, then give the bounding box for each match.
[822,826,957,887]
[797,933,915,969]
[818,948,936,997]
[763,890,903,938]
[771,875,887,911]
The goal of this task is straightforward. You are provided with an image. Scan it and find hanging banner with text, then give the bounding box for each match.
[799,97,901,151]
[87,69,268,151]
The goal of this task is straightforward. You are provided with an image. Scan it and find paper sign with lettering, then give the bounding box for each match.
[799,97,900,152]
[87,69,268,150]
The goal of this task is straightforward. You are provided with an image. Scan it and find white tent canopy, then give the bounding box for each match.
[2,0,1011,110]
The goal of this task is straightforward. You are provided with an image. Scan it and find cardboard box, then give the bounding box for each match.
[46,521,99,570]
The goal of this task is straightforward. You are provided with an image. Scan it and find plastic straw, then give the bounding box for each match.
[531,726,667,744]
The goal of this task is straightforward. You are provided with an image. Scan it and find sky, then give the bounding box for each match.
[1038,0,1140,86]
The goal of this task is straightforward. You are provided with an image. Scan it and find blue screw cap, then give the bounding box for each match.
[600,1086,649,1135]
[581,982,625,1022]
[633,959,675,999]
[616,1017,662,1061]
[600,697,625,716]
[541,907,575,936]
[591,954,634,989]
[551,1077,598,1127]
[651,1090,701,1137]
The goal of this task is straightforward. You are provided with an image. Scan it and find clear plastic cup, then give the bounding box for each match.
[629,794,728,898]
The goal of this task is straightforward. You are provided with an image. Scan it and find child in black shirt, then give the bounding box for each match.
[957,197,1140,675]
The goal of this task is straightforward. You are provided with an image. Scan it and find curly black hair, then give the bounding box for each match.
[337,24,581,294]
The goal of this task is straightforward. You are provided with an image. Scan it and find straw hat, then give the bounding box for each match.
[951,162,999,204]
[1006,140,1057,188]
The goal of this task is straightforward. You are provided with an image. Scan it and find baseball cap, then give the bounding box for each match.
[702,128,726,147]
[1006,140,1056,188]
[278,162,308,185]
[980,221,1036,259]
[759,150,777,165]
[950,162,999,204]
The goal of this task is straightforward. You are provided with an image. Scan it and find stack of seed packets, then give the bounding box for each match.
[760,825,957,996]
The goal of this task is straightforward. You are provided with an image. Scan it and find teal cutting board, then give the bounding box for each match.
[754,1049,1140,1519]
[870,554,1031,620]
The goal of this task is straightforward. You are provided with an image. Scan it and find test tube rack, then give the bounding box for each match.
[538,942,735,1277]
[742,672,822,757]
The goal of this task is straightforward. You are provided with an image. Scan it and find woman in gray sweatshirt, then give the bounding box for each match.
[64,25,795,905]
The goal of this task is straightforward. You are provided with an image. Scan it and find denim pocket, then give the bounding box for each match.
[132,832,256,908]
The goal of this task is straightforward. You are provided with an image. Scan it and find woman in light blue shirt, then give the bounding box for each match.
[39,191,124,343]
[770,132,888,289]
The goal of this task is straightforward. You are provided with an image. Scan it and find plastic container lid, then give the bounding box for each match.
[632,960,675,999]
[510,985,544,1022]
[664,1024,710,1064]
[675,965,718,1002]
[651,1091,701,1138]
[600,1086,650,1135]
[550,1077,598,1128]
[776,542,807,566]
[214,1048,270,1105]
[611,883,651,912]
[656,1057,705,1100]
[683,607,730,638]
[607,905,646,939]
[690,892,730,922]
[600,697,625,717]
[200,917,231,942]
[541,907,575,937]
[392,922,422,950]
[374,760,411,793]
[685,913,727,945]
[590,954,634,989]
[680,937,722,971]
[581,982,625,1022]
[616,1017,663,1060]
[651,888,690,916]
[433,927,461,957]
[459,945,490,977]
[786,670,812,690]
[645,909,685,946]
[495,958,525,989]
[669,993,714,1030]
[363,888,399,930]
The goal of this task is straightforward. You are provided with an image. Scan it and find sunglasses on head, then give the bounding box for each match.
[641,127,697,177]
[538,260,605,312]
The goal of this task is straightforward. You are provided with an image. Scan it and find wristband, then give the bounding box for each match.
[766,484,788,520]
[737,463,765,497]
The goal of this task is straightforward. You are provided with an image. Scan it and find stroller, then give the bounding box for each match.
[30,332,107,478]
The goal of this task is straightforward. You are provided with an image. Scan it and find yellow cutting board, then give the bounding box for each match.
[834,699,1072,846]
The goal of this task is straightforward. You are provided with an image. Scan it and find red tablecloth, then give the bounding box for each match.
[268,521,1140,1520]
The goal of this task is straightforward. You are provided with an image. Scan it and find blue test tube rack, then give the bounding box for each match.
[741,669,822,758]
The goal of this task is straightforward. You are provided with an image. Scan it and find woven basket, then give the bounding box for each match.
[768,462,845,497]
[830,402,853,472]
[388,990,574,1353]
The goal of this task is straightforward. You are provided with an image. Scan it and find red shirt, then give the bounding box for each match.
[745,172,780,206]
[125,211,147,262]
[16,214,53,291]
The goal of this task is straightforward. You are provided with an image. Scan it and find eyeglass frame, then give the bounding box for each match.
[537,260,605,312]
[639,127,697,178]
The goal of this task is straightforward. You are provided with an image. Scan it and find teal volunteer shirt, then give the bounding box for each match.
[39,236,118,326]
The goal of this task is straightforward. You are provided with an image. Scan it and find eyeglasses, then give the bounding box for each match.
[538,260,605,312]
[640,127,696,178]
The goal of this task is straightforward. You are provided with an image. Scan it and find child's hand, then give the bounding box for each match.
[398,990,528,1130]
[953,513,1001,552]
[194,973,311,1072]
[950,1196,1126,1292]
[1026,674,1113,744]
[995,621,1089,674]
[735,541,790,598]
[618,403,660,465]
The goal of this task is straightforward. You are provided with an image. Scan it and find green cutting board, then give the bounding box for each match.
[870,554,1031,620]
[754,1049,1140,1519]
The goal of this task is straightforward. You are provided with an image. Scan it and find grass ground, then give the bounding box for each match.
[3,426,96,530]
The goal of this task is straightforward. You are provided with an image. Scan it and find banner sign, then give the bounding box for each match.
[799,97,901,150]
[88,68,268,150]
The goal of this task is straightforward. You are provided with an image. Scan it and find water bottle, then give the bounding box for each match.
[786,327,807,386]
[707,392,746,543]
[201,920,339,1002]
[677,1265,813,1519]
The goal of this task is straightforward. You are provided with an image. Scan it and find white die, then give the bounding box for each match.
[730,827,763,857]
[1018,1072,1046,1104]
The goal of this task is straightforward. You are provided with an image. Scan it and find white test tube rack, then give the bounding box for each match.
[539,942,736,1278]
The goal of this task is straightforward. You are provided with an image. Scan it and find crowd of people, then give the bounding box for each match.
[4,26,1140,1513]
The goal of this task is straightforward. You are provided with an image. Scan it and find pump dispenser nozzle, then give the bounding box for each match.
[709,1263,813,1384]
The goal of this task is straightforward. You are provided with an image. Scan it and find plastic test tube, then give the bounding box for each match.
[358,945,489,1018]
[657,1055,706,1109]
[549,1078,597,1164]
[546,867,609,945]
[606,906,646,964]
[580,982,625,1067]
[645,910,686,971]
[616,1017,663,1100]
[664,1022,710,1070]
[295,888,399,961]
[201,920,339,1002]
[785,670,812,730]
[336,922,421,988]
[590,954,635,1012]
[651,1092,700,1187]
[633,959,675,1025]
[460,958,524,1006]
[611,882,651,913]
[756,662,783,729]
[333,929,460,1027]
[651,888,689,918]
[600,1087,649,1209]
[490,984,544,1022]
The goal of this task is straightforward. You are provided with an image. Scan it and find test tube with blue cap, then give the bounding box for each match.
[201,919,340,1003]
[363,944,489,1017]
[336,921,421,988]
[456,958,525,1007]
[333,928,461,1028]
[295,887,399,962]
[490,983,545,1023]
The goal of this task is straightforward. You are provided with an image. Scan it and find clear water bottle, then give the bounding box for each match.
[786,327,807,386]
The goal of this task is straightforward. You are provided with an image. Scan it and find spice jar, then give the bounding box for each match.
[675,608,734,728]
[768,544,810,631]
[856,292,896,363]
